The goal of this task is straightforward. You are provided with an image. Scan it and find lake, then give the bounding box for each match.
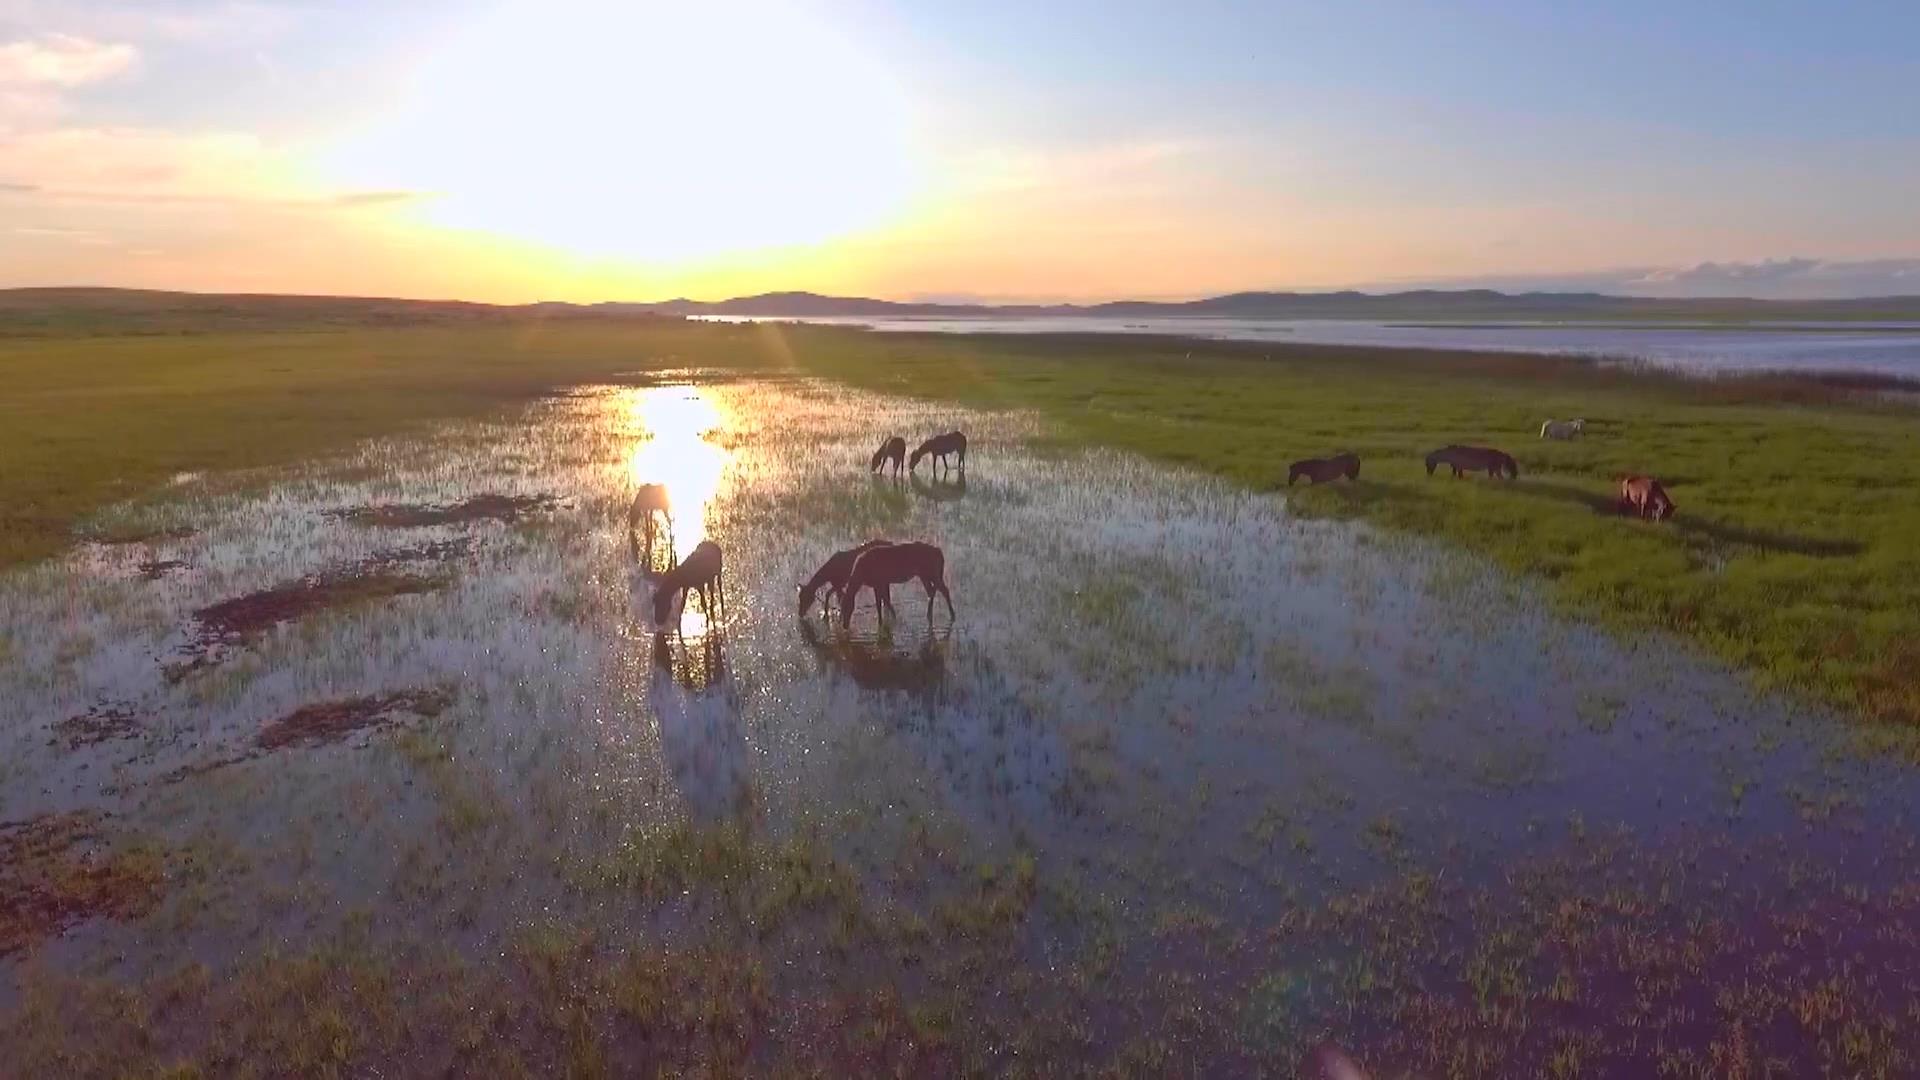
[699,315,1920,378]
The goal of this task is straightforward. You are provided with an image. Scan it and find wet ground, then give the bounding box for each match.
[2,374,1917,1076]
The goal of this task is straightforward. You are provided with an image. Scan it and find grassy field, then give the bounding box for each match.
[787,328,1920,739]
[4,318,1918,738]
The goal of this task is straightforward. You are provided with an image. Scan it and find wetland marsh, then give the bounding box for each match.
[5,367,1918,1076]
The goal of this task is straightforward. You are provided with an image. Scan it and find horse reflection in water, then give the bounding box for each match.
[629,536,752,821]
[648,625,753,821]
[909,470,967,503]
[798,619,949,692]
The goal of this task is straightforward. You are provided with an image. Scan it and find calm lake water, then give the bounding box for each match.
[702,315,1920,378]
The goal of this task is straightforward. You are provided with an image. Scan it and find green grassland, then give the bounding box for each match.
[4,317,1918,738]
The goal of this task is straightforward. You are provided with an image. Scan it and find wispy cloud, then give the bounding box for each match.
[13,223,110,244]
[330,190,428,208]
[0,33,136,87]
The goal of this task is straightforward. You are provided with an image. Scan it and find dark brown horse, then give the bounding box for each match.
[1425,444,1518,479]
[840,541,955,627]
[799,539,893,617]
[1618,475,1677,520]
[652,540,723,627]
[870,436,906,476]
[1289,452,1360,485]
[909,431,967,474]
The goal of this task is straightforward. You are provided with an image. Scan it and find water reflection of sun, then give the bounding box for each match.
[626,386,729,560]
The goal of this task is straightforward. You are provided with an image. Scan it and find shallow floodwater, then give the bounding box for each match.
[3,375,1917,1075]
[708,314,1920,378]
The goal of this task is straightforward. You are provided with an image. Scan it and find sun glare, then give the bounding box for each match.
[626,385,728,560]
[327,0,918,265]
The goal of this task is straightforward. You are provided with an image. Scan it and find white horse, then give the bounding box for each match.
[1539,418,1586,440]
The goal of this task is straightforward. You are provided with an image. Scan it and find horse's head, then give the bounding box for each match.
[1657,497,1677,521]
[1424,451,1440,476]
[908,446,925,470]
[651,586,677,626]
[798,581,820,616]
[1287,464,1304,485]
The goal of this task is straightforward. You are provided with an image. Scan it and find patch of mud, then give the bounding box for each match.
[256,688,453,751]
[0,812,163,958]
[49,705,144,750]
[356,538,474,569]
[164,688,455,784]
[328,493,559,528]
[168,545,464,679]
[135,559,189,580]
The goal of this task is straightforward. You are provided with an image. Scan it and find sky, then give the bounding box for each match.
[2,0,1918,303]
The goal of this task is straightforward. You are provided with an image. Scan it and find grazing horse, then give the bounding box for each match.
[840,541,955,628]
[870,436,906,476]
[1539,418,1586,440]
[1425,445,1519,479]
[799,539,893,617]
[909,431,967,474]
[628,483,673,565]
[1288,452,1360,486]
[652,540,724,627]
[1618,475,1677,521]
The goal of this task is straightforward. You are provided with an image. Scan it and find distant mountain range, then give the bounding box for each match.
[5,286,1920,337]
[578,288,1920,322]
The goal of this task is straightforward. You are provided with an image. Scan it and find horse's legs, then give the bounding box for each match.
[840,584,858,628]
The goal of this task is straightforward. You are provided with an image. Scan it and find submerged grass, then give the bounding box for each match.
[783,328,1920,737]
[5,317,1919,736]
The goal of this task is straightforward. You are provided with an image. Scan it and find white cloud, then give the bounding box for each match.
[0,33,135,87]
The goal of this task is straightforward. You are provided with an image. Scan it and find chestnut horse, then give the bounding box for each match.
[1425,445,1519,479]
[799,539,893,617]
[840,541,955,627]
[652,540,724,627]
[909,431,967,474]
[1618,475,1677,520]
[1289,452,1360,485]
[870,436,906,476]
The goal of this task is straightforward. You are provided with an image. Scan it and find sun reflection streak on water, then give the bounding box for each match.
[624,385,729,563]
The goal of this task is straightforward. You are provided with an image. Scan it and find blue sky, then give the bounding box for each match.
[2,0,1916,300]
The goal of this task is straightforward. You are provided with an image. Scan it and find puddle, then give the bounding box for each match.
[2,374,1917,1073]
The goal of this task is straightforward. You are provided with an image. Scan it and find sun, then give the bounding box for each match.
[326,0,919,264]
